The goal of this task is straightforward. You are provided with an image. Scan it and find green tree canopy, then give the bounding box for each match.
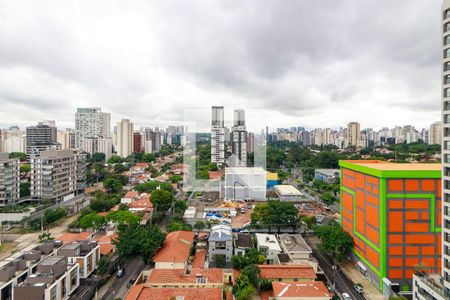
[79,213,106,230]
[9,152,27,161]
[251,200,299,227]
[315,225,354,261]
[151,189,173,212]
[106,210,141,228]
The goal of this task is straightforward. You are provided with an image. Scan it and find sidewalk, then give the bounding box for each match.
[341,261,384,300]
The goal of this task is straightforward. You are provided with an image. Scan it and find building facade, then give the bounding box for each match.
[74,107,110,148]
[208,224,233,263]
[224,167,266,201]
[211,106,225,165]
[429,121,442,146]
[231,109,247,167]
[26,122,61,156]
[81,137,113,160]
[30,150,85,203]
[116,119,134,158]
[340,160,441,292]
[0,153,20,206]
[346,122,361,148]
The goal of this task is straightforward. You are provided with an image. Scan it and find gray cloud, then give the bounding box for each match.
[0,0,442,130]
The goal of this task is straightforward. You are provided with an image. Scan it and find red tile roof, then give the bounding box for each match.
[129,196,153,211]
[272,281,331,298]
[258,265,317,280]
[126,286,223,300]
[56,232,93,244]
[124,191,139,199]
[191,249,206,268]
[94,234,119,256]
[153,231,195,263]
[147,269,224,285]
[135,163,149,168]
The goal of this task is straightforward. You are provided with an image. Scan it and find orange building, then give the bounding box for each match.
[339,160,441,292]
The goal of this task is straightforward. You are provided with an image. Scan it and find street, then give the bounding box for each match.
[100,256,145,300]
[307,237,366,300]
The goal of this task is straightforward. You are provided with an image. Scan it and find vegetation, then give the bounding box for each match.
[231,249,265,270]
[115,224,166,264]
[89,192,120,212]
[251,200,299,227]
[9,152,27,161]
[151,189,174,212]
[134,181,173,193]
[315,224,354,261]
[20,182,30,197]
[79,213,106,230]
[234,275,256,300]
[241,264,260,287]
[106,210,141,230]
[166,216,192,232]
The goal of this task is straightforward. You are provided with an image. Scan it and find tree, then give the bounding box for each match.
[20,164,31,174]
[103,178,123,193]
[79,213,106,230]
[151,189,173,212]
[321,192,337,205]
[141,153,156,163]
[174,200,187,215]
[89,192,118,212]
[193,221,205,230]
[92,152,106,163]
[315,225,354,261]
[234,275,256,300]
[9,152,27,161]
[166,217,192,232]
[20,182,30,197]
[98,256,110,274]
[300,215,317,229]
[169,175,183,183]
[115,225,166,264]
[208,163,218,171]
[114,163,128,174]
[38,232,54,243]
[107,155,122,164]
[251,200,299,227]
[106,210,141,229]
[241,265,260,287]
[232,249,265,270]
[196,170,209,180]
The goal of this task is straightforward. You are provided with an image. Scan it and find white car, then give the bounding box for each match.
[342,293,352,300]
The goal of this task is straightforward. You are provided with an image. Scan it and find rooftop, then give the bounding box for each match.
[209,224,232,241]
[274,185,303,196]
[126,286,223,300]
[124,191,139,198]
[339,160,441,178]
[258,265,317,280]
[56,232,93,244]
[256,233,282,251]
[147,268,224,285]
[278,234,312,254]
[191,249,206,269]
[272,281,331,298]
[225,167,266,174]
[153,231,195,263]
[235,233,253,249]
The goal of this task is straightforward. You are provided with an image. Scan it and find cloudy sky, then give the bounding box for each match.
[0,0,443,131]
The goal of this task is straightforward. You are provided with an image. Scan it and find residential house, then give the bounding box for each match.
[208,224,233,263]
[234,233,253,256]
[256,234,282,264]
[121,191,139,204]
[258,265,317,282]
[153,231,195,269]
[268,281,332,300]
[57,241,100,279]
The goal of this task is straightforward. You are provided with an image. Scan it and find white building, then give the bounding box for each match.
[116,119,134,158]
[346,122,361,148]
[0,153,20,206]
[255,233,282,264]
[57,129,75,150]
[74,107,110,148]
[231,109,247,167]
[2,130,26,153]
[224,167,266,201]
[208,224,233,263]
[274,185,303,202]
[211,106,225,165]
[429,121,442,145]
[81,137,113,160]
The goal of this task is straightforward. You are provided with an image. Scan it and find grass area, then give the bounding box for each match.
[0,243,16,254]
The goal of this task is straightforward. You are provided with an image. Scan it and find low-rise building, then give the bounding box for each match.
[0,153,20,206]
[13,256,79,300]
[256,234,282,264]
[153,231,195,269]
[258,265,317,282]
[274,185,303,202]
[269,281,332,300]
[412,272,447,300]
[234,233,253,256]
[314,169,340,183]
[57,241,100,279]
[224,167,266,201]
[278,234,312,261]
[121,191,139,204]
[208,224,232,263]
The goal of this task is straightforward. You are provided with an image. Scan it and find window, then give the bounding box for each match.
[445,48,450,59]
[445,75,450,84]
[50,287,57,300]
[445,9,450,20]
[445,62,450,72]
[445,88,450,98]
[445,35,450,46]
[445,128,450,138]
[445,22,450,33]
[445,154,450,163]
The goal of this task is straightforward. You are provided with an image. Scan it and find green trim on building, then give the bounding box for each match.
[339,160,441,179]
[379,178,387,291]
[386,193,441,233]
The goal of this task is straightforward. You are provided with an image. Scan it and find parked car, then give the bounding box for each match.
[354,284,364,294]
[127,279,135,288]
[341,292,352,300]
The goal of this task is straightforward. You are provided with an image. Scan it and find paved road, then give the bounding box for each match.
[307,237,366,300]
[101,256,145,300]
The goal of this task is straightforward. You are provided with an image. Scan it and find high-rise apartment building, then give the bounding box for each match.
[2,130,26,153]
[30,150,85,203]
[346,122,361,148]
[116,119,134,158]
[26,122,61,156]
[81,137,113,160]
[247,132,255,154]
[429,121,442,145]
[0,153,20,206]
[231,109,247,166]
[133,132,143,153]
[74,107,110,148]
[57,129,75,150]
[211,106,225,165]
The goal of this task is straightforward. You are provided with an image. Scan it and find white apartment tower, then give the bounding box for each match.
[429,121,443,145]
[346,122,361,148]
[74,108,111,148]
[211,106,225,165]
[116,119,134,158]
[231,109,247,167]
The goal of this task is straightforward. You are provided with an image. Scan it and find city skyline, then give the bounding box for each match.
[0,1,442,130]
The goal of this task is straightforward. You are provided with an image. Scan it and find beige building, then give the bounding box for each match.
[116,119,134,158]
[81,137,113,160]
[429,121,442,145]
[346,122,361,148]
[30,150,86,203]
[57,241,100,279]
[0,153,20,206]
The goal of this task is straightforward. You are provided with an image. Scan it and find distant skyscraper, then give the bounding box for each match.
[231,109,247,166]
[26,121,61,155]
[116,119,134,158]
[81,137,113,160]
[211,106,225,165]
[247,132,255,154]
[429,121,442,145]
[133,132,143,153]
[74,107,110,148]
[57,129,75,150]
[0,153,20,206]
[346,122,361,148]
